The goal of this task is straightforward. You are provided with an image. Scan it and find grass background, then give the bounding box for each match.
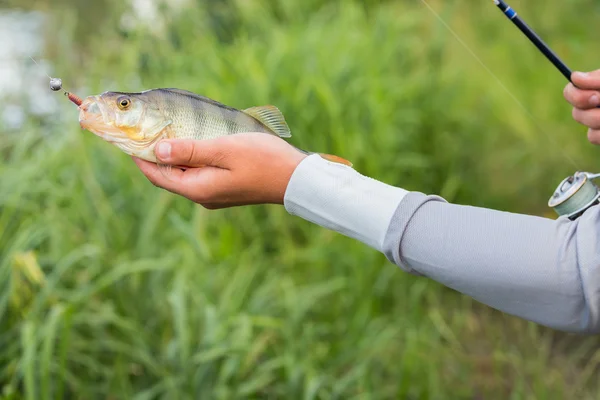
[2,0,600,398]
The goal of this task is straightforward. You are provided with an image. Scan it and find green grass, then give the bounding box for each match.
[2,0,600,398]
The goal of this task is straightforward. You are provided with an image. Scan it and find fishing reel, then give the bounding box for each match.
[549,172,600,220]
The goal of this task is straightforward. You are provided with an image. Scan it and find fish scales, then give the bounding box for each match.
[149,89,269,140]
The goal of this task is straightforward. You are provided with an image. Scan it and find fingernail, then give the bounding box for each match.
[591,95,600,106]
[574,71,588,79]
[156,142,171,160]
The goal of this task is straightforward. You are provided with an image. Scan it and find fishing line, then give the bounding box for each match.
[418,0,579,169]
[29,56,52,80]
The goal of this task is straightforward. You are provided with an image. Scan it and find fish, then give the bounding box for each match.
[78,88,352,168]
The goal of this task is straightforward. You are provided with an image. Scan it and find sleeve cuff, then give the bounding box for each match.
[283,154,408,252]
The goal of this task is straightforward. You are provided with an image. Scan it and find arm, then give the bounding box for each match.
[284,153,600,334]
[138,138,600,334]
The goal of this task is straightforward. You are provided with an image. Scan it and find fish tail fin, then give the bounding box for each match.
[318,153,353,167]
[294,147,353,167]
[243,105,291,138]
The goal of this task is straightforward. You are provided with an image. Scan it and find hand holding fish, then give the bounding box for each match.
[564,70,600,144]
[75,87,350,208]
[132,133,307,208]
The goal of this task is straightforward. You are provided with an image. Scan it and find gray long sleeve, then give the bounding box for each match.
[383,192,600,334]
[284,155,600,334]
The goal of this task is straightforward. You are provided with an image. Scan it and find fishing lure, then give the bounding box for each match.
[29,56,83,106]
[49,77,62,91]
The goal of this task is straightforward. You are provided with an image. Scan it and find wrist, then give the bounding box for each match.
[283,154,408,252]
[272,151,307,205]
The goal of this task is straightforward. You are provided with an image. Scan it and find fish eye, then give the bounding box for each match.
[117,96,131,109]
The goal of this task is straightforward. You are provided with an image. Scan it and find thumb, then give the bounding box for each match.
[572,70,600,90]
[155,138,230,168]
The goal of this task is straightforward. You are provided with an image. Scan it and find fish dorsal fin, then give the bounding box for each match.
[242,105,291,138]
[158,88,239,112]
[159,88,211,101]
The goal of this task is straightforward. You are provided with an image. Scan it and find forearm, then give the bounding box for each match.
[284,155,409,252]
[284,154,600,333]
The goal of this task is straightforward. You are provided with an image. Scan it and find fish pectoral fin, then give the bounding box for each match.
[142,119,173,141]
[157,119,174,138]
[242,105,291,138]
[157,163,174,180]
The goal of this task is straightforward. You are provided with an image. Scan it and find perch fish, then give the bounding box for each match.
[77,88,352,167]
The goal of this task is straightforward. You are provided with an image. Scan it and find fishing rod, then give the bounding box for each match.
[493,0,600,220]
[493,0,572,82]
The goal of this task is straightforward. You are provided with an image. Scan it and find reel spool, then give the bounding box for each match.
[549,172,600,220]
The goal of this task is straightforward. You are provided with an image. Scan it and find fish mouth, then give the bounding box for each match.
[78,96,122,139]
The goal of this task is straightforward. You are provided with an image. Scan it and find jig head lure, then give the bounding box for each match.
[30,56,83,106]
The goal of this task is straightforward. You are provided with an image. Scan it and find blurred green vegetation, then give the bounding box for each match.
[2,0,600,398]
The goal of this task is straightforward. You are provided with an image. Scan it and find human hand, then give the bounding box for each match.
[132,132,307,209]
[564,70,600,144]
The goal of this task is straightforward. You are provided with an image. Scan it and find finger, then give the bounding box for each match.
[176,166,234,202]
[572,108,600,130]
[588,128,600,145]
[154,137,234,168]
[571,70,600,90]
[201,202,245,210]
[201,201,259,210]
[563,83,600,109]
[135,155,235,202]
[132,157,186,193]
